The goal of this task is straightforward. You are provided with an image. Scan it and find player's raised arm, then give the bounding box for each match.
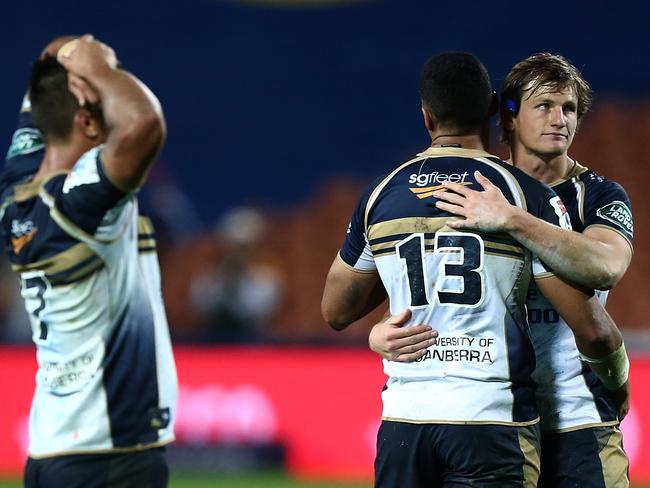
[435,171,632,290]
[56,35,166,191]
[535,275,630,419]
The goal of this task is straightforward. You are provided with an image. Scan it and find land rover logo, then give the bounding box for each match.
[596,201,633,235]
[6,128,44,159]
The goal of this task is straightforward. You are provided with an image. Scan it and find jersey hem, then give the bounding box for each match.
[381,416,539,427]
[336,252,377,274]
[541,420,619,434]
[27,436,175,460]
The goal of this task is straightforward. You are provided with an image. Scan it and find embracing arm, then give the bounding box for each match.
[435,172,632,290]
[321,255,386,330]
[536,275,630,418]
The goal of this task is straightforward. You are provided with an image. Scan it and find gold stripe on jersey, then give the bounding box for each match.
[336,252,377,274]
[364,148,499,231]
[381,416,540,427]
[138,216,155,235]
[552,419,619,434]
[28,437,175,460]
[474,157,527,211]
[576,179,586,225]
[367,217,449,242]
[12,242,97,275]
[596,427,629,487]
[518,428,541,487]
[14,171,68,202]
[548,160,589,187]
[409,183,472,199]
[138,216,157,252]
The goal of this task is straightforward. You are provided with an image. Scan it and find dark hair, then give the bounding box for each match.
[501,53,593,143]
[419,52,494,132]
[29,56,79,141]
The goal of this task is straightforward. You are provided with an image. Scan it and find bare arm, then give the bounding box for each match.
[435,171,632,290]
[535,275,630,418]
[57,36,166,191]
[321,254,386,330]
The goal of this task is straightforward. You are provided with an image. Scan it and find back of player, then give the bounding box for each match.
[322,52,572,488]
[341,147,570,424]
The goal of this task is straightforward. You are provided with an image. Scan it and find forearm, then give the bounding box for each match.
[507,208,618,290]
[88,69,165,189]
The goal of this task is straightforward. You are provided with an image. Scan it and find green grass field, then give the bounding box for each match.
[0,471,371,488]
[1,474,649,488]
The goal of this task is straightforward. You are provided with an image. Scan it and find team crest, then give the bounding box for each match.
[549,196,572,230]
[596,201,633,236]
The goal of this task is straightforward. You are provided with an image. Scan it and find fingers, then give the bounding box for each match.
[435,200,468,217]
[441,181,472,196]
[386,308,412,326]
[433,189,466,206]
[57,39,80,62]
[474,171,495,190]
[67,73,100,106]
[388,334,438,363]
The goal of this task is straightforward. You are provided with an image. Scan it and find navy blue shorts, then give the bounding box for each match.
[374,421,540,488]
[538,426,629,488]
[24,447,168,488]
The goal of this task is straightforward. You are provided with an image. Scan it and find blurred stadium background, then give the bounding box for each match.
[1,0,650,486]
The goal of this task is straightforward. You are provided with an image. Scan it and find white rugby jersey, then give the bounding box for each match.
[528,162,634,432]
[339,147,570,425]
[1,125,177,457]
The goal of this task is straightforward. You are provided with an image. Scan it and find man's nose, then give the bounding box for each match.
[550,106,566,127]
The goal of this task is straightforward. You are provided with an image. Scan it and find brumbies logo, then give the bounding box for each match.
[409,171,471,199]
[10,219,38,254]
[597,201,633,236]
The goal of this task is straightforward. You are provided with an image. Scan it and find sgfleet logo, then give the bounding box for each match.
[408,171,471,199]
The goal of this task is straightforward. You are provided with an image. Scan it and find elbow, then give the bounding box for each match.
[593,265,625,291]
[321,301,351,331]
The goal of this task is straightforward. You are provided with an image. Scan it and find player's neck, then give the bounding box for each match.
[429,133,486,151]
[34,142,89,181]
[509,147,574,184]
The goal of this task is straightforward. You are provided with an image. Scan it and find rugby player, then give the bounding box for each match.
[371,54,632,487]
[322,52,624,487]
[1,36,177,487]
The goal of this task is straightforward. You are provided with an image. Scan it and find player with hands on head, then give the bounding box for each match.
[1,35,176,488]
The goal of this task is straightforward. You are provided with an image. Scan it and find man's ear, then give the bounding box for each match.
[75,108,101,140]
[421,105,436,133]
[500,105,515,133]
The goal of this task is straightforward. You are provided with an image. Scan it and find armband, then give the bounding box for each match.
[580,342,629,391]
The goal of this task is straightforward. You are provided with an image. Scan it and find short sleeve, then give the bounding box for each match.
[54,146,130,237]
[338,185,377,273]
[583,178,633,247]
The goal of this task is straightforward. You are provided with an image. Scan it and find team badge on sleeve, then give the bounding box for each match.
[6,128,44,159]
[596,201,633,236]
[550,196,572,230]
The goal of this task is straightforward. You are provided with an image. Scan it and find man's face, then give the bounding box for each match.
[511,85,578,159]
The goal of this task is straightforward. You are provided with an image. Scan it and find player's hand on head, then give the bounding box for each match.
[369,309,438,363]
[57,34,118,79]
[67,73,100,107]
[433,171,516,232]
[40,35,78,60]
